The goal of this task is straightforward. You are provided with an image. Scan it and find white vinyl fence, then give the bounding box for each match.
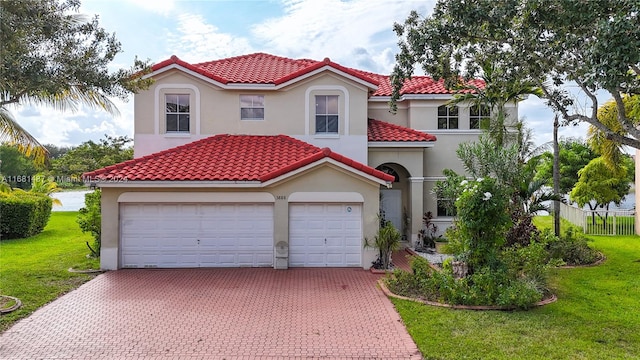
[558,202,635,236]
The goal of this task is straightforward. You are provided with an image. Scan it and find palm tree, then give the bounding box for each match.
[1,4,151,165]
[29,174,62,207]
[1,87,119,165]
[587,95,640,170]
[447,61,544,147]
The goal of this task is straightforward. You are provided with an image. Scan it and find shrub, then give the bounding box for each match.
[544,227,600,265]
[497,278,544,309]
[0,189,52,239]
[77,190,101,257]
[455,178,511,272]
[505,207,540,247]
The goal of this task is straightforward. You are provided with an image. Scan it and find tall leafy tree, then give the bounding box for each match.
[52,135,133,180]
[0,0,151,163]
[570,156,633,220]
[392,1,640,149]
[0,144,40,189]
[536,139,598,196]
[588,95,640,168]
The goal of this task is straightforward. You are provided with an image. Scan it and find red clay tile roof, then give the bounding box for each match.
[151,53,483,95]
[367,119,437,142]
[153,53,379,86]
[84,135,394,183]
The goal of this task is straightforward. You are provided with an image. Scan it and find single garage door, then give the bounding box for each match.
[289,203,362,267]
[120,203,273,268]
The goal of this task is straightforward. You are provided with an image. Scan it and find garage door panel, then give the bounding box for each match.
[121,203,273,268]
[289,203,362,267]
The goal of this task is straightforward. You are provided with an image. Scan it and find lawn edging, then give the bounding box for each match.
[558,251,607,268]
[0,295,22,314]
[378,278,557,311]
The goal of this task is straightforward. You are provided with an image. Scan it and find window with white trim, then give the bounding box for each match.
[165,94,190,132]
[470,105,491,130]
[437,105,458,129]
[240,95,265,120]
[315,95,339,133]
[436,199,457,217]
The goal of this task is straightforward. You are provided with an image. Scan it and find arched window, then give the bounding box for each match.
[378,165,400,182]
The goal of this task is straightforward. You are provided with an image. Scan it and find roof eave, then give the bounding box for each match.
[275,65,379,90]
[368,141,435,148]
[261,157,391,187]
[368,94,455,101]
[86,180,263,188]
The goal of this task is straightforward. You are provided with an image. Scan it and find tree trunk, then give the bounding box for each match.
[553,115,561,237]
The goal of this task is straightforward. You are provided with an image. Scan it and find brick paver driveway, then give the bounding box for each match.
[1,268,421,359]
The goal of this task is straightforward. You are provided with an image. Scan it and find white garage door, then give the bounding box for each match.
[120,203,273,268]
[289,203,362,267]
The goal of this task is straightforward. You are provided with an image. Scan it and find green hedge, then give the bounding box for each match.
[0,189,52,239]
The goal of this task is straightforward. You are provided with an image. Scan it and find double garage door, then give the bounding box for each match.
[120,203,274,268]
[120,202,362,268]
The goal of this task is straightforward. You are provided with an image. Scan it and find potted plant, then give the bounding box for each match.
[435,238,449,253]
[368,220,401,270]
[416,211,441,251]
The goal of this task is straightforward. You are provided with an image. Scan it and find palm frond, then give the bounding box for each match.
[0,107,48,164]
[24,86,120,116]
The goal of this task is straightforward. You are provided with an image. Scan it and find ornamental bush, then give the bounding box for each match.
[455,178,510,273]
[0,189,52,239]
[77,189,101,257]
[543,227,600,266]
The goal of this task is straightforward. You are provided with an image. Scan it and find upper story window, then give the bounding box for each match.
[470,105,491,129]
[315,95,339,133]
[240,95,265,120]
[437,105,458,129]
[437,198,457,217]
[165,94,190,132]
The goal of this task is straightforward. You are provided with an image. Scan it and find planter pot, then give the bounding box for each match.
[435,242,448,253]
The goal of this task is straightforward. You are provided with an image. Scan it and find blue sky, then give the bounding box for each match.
[12,0,596,147]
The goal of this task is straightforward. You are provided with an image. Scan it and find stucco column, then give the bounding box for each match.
[409,177,424,246]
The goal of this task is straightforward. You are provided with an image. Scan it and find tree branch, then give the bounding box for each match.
[539,82,640,150]
[631,64,640,76]
[575,80,598,121]
[610,90,640,140]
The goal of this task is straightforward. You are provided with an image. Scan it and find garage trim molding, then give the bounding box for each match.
[117,192,275,203]
[288,192,364,203]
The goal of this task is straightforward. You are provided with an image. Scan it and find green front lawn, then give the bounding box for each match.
[0,212,99,332]
[393,218,640,359]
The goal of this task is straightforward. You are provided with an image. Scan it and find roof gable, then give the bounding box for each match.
[149,53,483,95]
[84,135,394,183]
[152,53,379,88]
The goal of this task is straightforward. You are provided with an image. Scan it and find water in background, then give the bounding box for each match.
[51,190,92,211]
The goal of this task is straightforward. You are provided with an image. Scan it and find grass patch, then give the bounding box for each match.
[0,212,99,332]
[393,216,640,359]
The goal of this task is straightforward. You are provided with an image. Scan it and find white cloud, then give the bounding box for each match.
[166,13,254,63]
[251,0,433,71]
[123,0,175,16]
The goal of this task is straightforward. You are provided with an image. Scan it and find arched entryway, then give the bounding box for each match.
[376,163,411,241]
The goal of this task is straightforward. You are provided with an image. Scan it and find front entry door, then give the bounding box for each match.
[380,189,402,232]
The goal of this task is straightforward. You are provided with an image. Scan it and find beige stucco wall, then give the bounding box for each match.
[99,163,381,270]
[367,102,409,127]
[134,71,371,137]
